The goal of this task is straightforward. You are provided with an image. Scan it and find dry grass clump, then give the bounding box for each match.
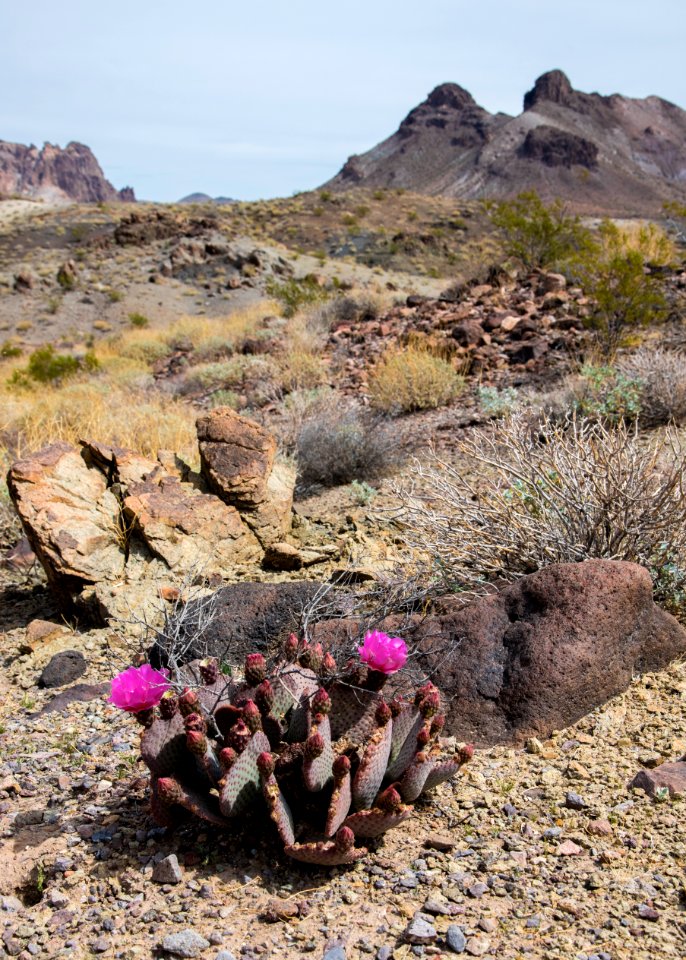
[368,345,465,414]
[0,380,198,465]
[393,413,686,612]
[278,350,327,393]
[618,346,686,426]
[601,220,676,266]
[283,389,402,489]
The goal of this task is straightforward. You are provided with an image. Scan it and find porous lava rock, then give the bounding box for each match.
[416,560,686,744]
[154,581,326,665]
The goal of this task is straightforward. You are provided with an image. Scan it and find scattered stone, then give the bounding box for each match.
[152,854,183,884]
[637,904,660,921]
[629,761,686,798]
[423,834,456,852]
[160,929,210,958]
[91,937,110,953]
[445,925,466,953]
[467,883,489,898]
[322,945,346,960]
[587,818,613,837]
[403,916,437,944]
[557,840,583,856]
[565,791,587,810]
[38,650,87,689]
[465,938,490,957]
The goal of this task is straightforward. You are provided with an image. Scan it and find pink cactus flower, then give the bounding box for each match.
[357,630,408,674]
[109,664,171,713]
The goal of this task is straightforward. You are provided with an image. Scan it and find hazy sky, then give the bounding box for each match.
[3,0,685,201]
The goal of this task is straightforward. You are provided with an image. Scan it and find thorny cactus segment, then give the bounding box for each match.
[129,634,472,866]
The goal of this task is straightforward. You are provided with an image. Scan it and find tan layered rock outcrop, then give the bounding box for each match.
[6,409,294,620]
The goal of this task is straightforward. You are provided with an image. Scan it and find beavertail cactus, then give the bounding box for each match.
[112,632,472,866]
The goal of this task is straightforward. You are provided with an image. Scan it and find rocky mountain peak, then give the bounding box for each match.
[0,139,135,203]
[523,69,574,110]
[425,82,478,111]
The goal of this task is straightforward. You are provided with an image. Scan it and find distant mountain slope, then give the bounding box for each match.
[323,71,686,214]
[178,193,236,204]
[0,140,135,203]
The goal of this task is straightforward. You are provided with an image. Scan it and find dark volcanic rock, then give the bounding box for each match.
[523,69,575,110]
[520,125,599,169]
[154,581,327,664]
[39,650,87,689]
[416,560,686,744]
[629,761,686,799]
[324,69,686,214]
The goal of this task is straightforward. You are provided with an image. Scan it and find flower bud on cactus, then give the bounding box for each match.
[332,754,351,781]
[257,751,275,778]
[158,691,179,720]
[186,730,207,756]
[305,732,324,760]
[242,700,262,733]
[459,743,475,763]
[227,719,251,754]
[179,687,200,717]
[285,633,299,660]
[219,747,237,772]
[335,826,355,852]
[244,653,266,687]
[417,726,431,747]
[375,701,392,726]
[134,708,155,728]
[311,688,331,716]
[255,679,274,714]
[183,712,206,733]
[377,785,402,812]
[299,641,323,672]
[414,681,436,707]
[157,777,183,804]
[431,714,446,737]
[321,652,337,676]
[199,658,219,685]
[419,689,441,719]
[389,697,404,718]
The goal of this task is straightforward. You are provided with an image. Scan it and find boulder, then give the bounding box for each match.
[7,413,295,618]
[38,650,87,688]
[6,442,125,606]
[415,561,686,745]
[196,407,294,544]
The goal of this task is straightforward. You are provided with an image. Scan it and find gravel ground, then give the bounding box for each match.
[0,603,684,960]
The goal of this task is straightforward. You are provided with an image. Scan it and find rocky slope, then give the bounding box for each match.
[324,70,686,214]
[0,140,135,203]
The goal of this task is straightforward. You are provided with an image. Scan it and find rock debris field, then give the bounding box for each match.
[0,621,684,960]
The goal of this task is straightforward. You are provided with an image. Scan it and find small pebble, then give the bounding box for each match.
[445,925,466,953]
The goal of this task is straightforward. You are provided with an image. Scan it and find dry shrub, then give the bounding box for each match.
[368,345,465,415]
[600,220,676,266]
[393,413,686,612]
[618,346,686,426]
[291,391,402,488]
[278,350,327,392]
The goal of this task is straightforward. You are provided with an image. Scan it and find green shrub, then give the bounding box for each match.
[487,190,592,269]
[572,221,668,356]
[574,363,642,422]
[128,312,150,328]
[265,276,330,318]
[8,345,100,386]
[478,385,520,418]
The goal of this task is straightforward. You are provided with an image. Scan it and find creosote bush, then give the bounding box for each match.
[393,413,686,614]
[486,190,592,270]
[368,345,464,415]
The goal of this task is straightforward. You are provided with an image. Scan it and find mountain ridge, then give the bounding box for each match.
[324,70,686,214]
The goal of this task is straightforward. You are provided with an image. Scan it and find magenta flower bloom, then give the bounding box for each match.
[110,664,171,713]
[358,630,408,674]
